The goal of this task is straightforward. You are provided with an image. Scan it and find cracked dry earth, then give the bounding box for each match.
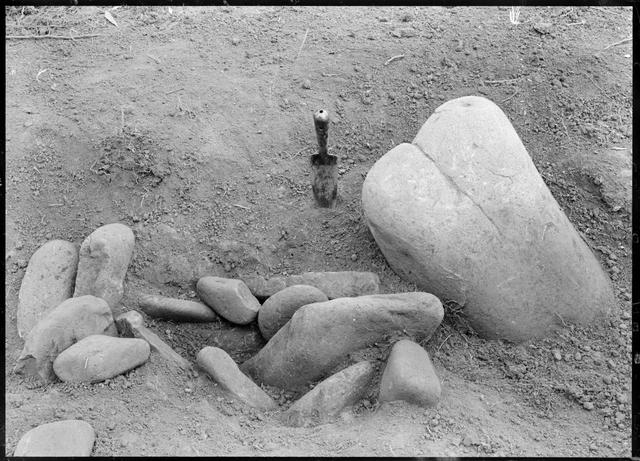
[4,5,633,457]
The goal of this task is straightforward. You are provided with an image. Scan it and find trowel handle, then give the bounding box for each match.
[314,109,330,156]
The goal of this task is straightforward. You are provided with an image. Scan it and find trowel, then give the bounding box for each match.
[311,109,338,207]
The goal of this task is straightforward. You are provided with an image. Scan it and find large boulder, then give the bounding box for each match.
[17,240,78,338]
[14,295,117,382]
[53,334,150,383]
[73,223,135,312]
[240,292,443,389]
[361,95,614,341]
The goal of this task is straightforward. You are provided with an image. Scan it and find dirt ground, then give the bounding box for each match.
[4,6,633,457]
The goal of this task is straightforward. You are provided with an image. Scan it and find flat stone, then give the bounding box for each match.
[197,276,260,325]
[379,339,441,407]
[197,346,277,410]
[241,292,443,390]
[53,334,150,383]
[258,285,328,340]
[361,96,614,341]
[138,294,218,322]
[14,420,95,456]
[242,271,380,300]
[17,240,78,338]
[14,295,117,383]
[282,361,374,427]
[116,310,193,373]
[74,223,135,313]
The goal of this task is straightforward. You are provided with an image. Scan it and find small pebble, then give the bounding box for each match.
[351,253,358,261]
[603,376,612,385]
[607,359,616,369]
[302,79,312,89]
[582,401,594,411]
[574,352,582,361]
[616,393,628,404]
[552,349,562,361]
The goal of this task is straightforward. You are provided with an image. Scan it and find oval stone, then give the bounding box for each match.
[258,285,328,340]
[17,240,78,338]
[73,223,135,312]
[14,420,95,456]
[14,295,117,382]
[362,95,614,341]
[196,276,260,325]
[53,334,150,383]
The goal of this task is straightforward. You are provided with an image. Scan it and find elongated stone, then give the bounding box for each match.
[197,346,277,410]
[282,361,374,427]
[240,292,443,389]
[115,310,193,373]
[17,240,78,338]
[138,294,218,322]
[53,334,150,383]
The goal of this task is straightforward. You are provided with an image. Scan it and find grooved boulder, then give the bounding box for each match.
[240,292,443,389]
[362,95,614,341]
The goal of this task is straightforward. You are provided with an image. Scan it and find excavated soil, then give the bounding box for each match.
[4,6,632,457]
